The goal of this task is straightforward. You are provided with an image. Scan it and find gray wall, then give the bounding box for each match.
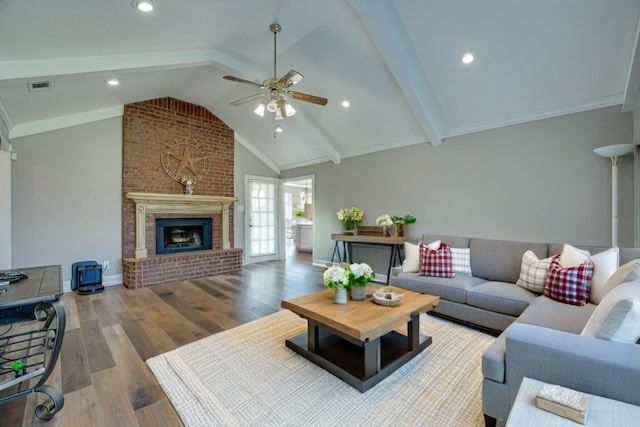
[233,143,279,257]
[0,151,11,269]
[6,104,636,283]
[8,117,280,283]
[11,118,123,282]
[282,106,635,267]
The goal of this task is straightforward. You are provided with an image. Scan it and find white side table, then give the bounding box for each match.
[506,377,640,426]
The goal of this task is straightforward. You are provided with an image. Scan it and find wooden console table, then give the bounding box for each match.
[331,234,409,284]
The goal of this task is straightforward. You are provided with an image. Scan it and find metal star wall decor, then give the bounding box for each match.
[161,138,210,186]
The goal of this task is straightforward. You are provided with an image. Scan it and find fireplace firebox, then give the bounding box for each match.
[156,218,212,255]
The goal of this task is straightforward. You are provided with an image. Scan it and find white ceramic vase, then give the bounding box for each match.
[334,287,347,304]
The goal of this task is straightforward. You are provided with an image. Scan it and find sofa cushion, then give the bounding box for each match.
[544,254,594,306]
[482,295,596,384]
[518,295,597,332]
[450,247,472,276]
[419,242,455,278]
[467,282,535,317]
[470,238,548,283]
[422,234,469,249]
[516,250,552,293]
[390,272,485,303]
[582,282,640,344]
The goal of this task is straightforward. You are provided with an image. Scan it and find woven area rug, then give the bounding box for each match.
[147,309,495,427]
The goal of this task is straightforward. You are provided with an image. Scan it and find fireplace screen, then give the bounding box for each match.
[156,218,212,255]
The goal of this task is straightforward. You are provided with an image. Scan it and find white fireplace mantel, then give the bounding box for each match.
[125,192,238,258]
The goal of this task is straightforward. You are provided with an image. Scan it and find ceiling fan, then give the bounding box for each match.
[223,23,328,120]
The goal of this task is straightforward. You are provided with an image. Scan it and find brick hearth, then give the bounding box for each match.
[121,97,242,288]
[122,249,242,288]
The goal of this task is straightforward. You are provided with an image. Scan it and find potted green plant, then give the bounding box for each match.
[293,205,305,217]
[323,264,352,304]
[391,214,416,237]
[349,263,375,300]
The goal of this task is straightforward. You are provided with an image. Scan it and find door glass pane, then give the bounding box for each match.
[249,179,276,257]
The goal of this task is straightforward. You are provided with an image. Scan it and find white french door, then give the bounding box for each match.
[245,175,278,263]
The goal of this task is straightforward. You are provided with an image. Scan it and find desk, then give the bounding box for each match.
[331,234,409,284]
[506,377,640,426]
[0,265,65,420]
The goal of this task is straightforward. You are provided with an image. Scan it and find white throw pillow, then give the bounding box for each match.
[450,247,472,276]
[402,242,420,273]
[591,259,640,304]
[403,240,441,273]
[581,281,640,344]
[516,250,552,293]
[588,247,620,304]
[559,244,590,268]
[426,240,441,250]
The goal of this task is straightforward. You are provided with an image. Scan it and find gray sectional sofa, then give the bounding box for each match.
[389,234,640,426]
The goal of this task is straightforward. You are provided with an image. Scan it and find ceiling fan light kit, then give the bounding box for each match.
[224,23,327,124]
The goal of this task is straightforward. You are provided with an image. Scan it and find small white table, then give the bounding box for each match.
[506,377,640,426]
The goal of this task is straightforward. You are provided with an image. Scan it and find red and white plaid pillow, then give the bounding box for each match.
[544,253,594,306]
[419,242,455,278]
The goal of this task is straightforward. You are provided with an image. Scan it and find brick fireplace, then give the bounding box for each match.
[121,98,242,288]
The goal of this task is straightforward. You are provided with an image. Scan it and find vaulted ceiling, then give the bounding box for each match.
[1,0,639,173]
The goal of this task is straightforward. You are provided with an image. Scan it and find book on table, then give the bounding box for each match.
[535,383,589,424]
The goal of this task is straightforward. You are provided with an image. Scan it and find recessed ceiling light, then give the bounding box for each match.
[106,78,120,86]
[461,49,477,65]
[132,0,154,13]
[341,99,351,108]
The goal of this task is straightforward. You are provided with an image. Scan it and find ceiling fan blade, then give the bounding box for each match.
[223,75,265,89]
[276,70,304,89]
[230,93,265,106]
[289,91,328,106]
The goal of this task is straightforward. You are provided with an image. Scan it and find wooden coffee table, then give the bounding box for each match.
[281,285,439,392]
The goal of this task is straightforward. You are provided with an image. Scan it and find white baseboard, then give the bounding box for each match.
[63,274,122,293]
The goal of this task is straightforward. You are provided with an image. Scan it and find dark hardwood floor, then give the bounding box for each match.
[2,251,325,426]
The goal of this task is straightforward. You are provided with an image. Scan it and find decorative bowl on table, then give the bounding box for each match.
[372,288,403,306]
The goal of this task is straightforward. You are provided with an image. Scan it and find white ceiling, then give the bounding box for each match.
[1,0,639,173]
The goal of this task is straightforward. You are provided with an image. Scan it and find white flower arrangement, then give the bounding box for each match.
[350,263,375,287]
[376,214,393,227]
[323,265,352,289]
[337,206,364,230]
[336,206,364,222]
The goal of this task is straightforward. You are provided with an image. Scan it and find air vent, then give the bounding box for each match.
[27,81,52,92]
